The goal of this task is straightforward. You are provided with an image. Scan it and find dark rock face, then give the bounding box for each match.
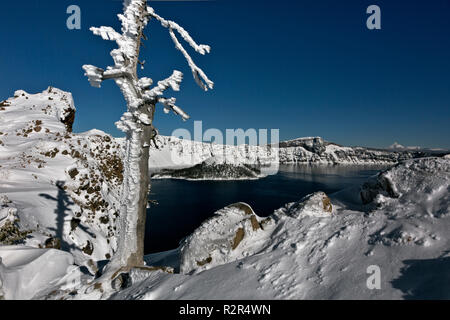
[82,241,94,256]
[360,172,400,205]
[60,108,75,133]
[44,237,62,250]
[279,137,328,154]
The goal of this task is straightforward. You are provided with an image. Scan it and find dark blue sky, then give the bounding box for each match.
[1,0,449,148]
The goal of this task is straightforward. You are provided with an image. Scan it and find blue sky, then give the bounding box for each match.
[0,0,449,148]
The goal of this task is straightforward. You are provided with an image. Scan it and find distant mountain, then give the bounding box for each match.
[387,142,448,154]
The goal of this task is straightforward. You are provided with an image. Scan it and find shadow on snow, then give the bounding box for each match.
[391,256,450,300]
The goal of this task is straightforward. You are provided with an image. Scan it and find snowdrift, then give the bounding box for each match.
[0,246,74,300]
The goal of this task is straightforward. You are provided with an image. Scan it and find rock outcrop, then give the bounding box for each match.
[180,202,272,274]
[0,88,122,266]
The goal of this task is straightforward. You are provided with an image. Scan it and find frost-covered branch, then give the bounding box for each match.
[145,71,183,97]
[82,65,127,88]
[90,26,122,42]
[82,65,105,88]
[158,97,190,121]
[148,8,211,55]
[142,71,191,121]
[148,8,214,91]
[83,1,213,123]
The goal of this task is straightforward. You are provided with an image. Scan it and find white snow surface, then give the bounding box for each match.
[110,157,450,300]
[0,246,75,300]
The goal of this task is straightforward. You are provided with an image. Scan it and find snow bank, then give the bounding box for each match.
[0,246,74,300]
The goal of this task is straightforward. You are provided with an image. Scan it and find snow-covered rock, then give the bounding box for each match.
[361,157,450,217]
[179,192,333,275]
[284,191,333,218]
[0,88,122,267]
[179,192,334,275]
[0,196,30,246]
[180,203,273,274]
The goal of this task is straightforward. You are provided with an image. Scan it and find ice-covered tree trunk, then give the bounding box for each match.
[99,1,151,271]
[82,0,213,288]
[114,107,152,268]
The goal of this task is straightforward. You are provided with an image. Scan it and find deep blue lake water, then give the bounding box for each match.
[144,164,388,254]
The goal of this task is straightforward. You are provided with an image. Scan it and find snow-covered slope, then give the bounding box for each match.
[0,88,122,269]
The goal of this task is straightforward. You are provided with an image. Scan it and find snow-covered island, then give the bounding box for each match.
[0,88,449,300]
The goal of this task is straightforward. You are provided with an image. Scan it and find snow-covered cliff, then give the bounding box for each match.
[277,137,421,164]
[147,135,442,175]
[0,88,122,269]
[148,135,278,172]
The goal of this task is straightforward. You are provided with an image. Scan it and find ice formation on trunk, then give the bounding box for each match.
[82,0,213,285]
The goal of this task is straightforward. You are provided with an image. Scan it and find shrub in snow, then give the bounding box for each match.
[0,198,30,245]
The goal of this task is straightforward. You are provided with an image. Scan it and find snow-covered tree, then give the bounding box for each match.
[83,0,213,287]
